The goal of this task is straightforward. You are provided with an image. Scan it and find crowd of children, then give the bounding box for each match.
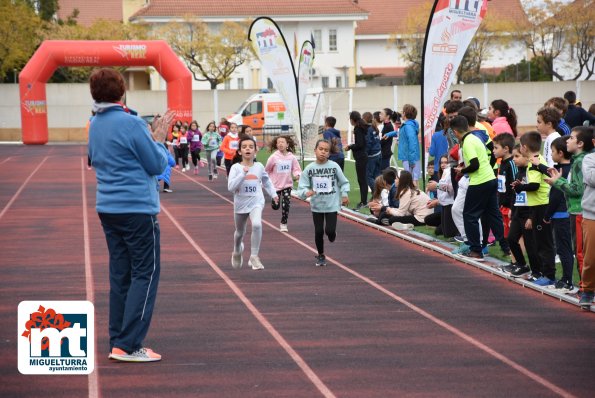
[152,90,594,309]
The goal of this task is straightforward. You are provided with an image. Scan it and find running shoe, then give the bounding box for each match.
[527,272,542,282]
[249,255,264,270]
[461,251,485,262]
[482,246,489,256]
[315,254,326,267]
[109,347,161,362]
[509,264,531,278]
[451,243,470,255]
[579,291,594,309]
[533,276,555,287]
[208,174,213,181]
[163,188,173,193]
[279,224,288,232]
[231,243,244,269]
[551,279,575,293]
[353,202,367,211]
[391,222,414,231]
[500,262,516,273]
[454,235,465,243]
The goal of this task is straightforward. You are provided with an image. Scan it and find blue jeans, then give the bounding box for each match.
[366,155,381,193]
[99,213,161,353]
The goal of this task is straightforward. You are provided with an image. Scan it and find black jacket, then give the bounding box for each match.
[380,122,394,159]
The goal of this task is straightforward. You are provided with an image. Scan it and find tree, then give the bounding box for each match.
[156,16,252,89]
[559,0,594,80]
[496,57,552,82]
[514,0,567,80]
[25,0,59,22]
[0,0,42,81]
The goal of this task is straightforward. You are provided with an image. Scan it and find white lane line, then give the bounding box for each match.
[173,171,576,398]
[161,204,336,398]
[0,156,48,221]
[0,157,11,165]
[81,158,100,398]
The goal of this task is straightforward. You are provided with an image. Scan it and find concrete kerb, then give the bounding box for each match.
[324,200,593,313]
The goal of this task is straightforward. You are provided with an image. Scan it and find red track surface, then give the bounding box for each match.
[1,145,594,398]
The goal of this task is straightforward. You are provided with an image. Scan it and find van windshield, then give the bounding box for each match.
[235,101,248,114]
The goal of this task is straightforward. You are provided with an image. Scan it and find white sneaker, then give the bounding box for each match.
[163,188,173,193]
[231,243,243,269]
[280,224,288,232]
[391,222,414,231]
[248,255,264,270]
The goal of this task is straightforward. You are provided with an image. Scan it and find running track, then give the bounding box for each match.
[0,145,593,398]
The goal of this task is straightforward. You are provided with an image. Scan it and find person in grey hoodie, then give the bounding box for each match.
[88,68,174,362]
[579,128,595,308]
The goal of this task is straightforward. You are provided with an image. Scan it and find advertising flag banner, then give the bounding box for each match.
[248,17,301,152]
[297,41,315,119]
[422,0,488,151]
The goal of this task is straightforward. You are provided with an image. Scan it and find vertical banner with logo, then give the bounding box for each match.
[421,0,488,180]
[297,41,315,117]
[248,17,302,156]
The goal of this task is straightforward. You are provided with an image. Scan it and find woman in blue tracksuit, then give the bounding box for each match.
[88,68,174,363]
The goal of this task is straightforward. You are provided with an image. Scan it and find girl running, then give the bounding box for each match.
[265,135,302,232]
[228,136,278,270]
[297,139,350,266]
[187,120,203,175]
[220,122,240,176]
[201,121,222,181]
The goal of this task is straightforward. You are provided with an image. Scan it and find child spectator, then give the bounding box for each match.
[369,167,399,220]
[379,108,395,170]
[506,145,537,277]
[365,175,391,224]
[322,116,345,171]
[428,122,449,180]
[201,121,222,181]
[492,133,517,238]
[378,170,433,230]
[264,135,302,232]
[346,111,369,210]
[546,126,595,293]
[451,116,510,261]
[538,136,574,292]
[536,106,561,167]
[220,122,240,176]
[297,139,350,267]
[544,97,571,136]
[563,91,595,128]
[488,99,518,137]
[578,131,595,308]
[187,120,203,175]
[515,131,555,285]
[396,105,421,186]
[424,156,457,237]
[363,111,382,193]
[228,136,278,270]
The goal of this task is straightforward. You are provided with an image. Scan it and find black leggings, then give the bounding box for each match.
[312,212,337,255]
[354,156,368,204]
[191,148,201,166]
[179,145,189,168]
[277,187,292,224]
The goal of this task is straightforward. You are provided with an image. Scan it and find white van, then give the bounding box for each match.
[227,92,292,131]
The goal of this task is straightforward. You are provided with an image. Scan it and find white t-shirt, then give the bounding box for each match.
[228,162,277,214]
[543,132,561,168]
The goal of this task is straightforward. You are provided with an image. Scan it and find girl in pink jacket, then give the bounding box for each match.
[265,135,302,232]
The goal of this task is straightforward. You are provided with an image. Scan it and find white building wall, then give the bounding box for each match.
[356,38,406,70]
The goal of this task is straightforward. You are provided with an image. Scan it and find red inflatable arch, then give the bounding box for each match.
[19,40,192,145]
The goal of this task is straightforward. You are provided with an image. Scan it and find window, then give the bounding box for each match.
[267,78,274,90]
[224,79,231,90]
[243,101,263,116]
[328,29,337,52]
[237,78,244,90]
[322,76,329,88]
[313,29,322,52]
[335,76,342,88]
